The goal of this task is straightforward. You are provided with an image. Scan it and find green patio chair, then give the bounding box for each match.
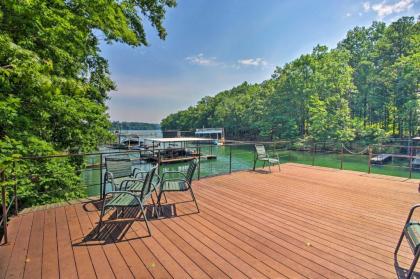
[157,159,199,214]
[103,154,162,201]
[395,204,420,278]
[97,166,158,237]
[253,144,281,172]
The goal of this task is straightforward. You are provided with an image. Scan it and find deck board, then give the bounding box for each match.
[23,210,45,279]
[41,208,59,279]
[1,163,419,278]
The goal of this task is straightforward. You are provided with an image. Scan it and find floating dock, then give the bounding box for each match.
[370,154,392,164]
[144,137,218,164]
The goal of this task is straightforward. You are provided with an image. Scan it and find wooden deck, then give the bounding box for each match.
[1,163,420,278]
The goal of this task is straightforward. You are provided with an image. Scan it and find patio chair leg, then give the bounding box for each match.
[262,161,266,168]
[139,202,151,237]
[278,162,281,172]
[97,202,107,234]
[407,248,420,278]
[268,162,272,172]
[395,230,405,257]
[253,159,256,171]
[189,187,200,213]
[157,190,163,215]
[163,192,168,203]
[150,194,160,218]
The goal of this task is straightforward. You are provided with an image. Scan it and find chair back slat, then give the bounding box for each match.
[186,160,197,185]
[105,155,133,178]
[255,144,267,159]
[140,166,157,200]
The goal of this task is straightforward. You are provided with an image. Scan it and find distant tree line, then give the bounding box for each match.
[161,17,420,143]
[111,121,160,131]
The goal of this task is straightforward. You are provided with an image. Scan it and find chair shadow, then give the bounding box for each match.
[158,201,199,219]
[82,199,103,212]
[251,169,271,174]
[395,255,420,278]
[74,205,157,246]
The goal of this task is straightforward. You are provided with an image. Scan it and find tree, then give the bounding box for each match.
[161,16,419,143]
[0,0,176,206]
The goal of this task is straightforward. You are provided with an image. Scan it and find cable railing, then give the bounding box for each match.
[1,140,420,244]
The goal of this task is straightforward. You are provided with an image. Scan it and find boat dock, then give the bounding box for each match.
[370,154,393,164]
[144,137,217,164]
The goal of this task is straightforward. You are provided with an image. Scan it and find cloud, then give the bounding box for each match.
[362,0,415,18]
[237,58,267,67]
[346,12,352,17]
[185,53,218,66]
[363,2,371,12]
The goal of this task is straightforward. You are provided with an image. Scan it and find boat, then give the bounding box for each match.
[370,154,392,165]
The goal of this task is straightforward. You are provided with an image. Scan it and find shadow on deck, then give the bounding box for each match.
[1,163,420,278]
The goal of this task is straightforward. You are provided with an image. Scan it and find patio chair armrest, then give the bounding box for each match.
[104,171,114,181]
[405,204,420,224]
[104,171,117,191]
[133,169,148,178]
[119,178,143,190]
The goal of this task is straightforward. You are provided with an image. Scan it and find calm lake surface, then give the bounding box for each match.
[80,130,420,196]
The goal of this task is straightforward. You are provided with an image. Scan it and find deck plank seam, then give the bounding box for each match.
[196,181,414,268]
[182,193,341,278]
[207,175,414,238]
[165,215,251,279]
[80,204,129,278]
[163,195,305,279]
[194,189,383,278]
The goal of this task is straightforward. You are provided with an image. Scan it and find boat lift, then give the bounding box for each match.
[144,137,217,164]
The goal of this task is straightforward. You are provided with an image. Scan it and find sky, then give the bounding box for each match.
[101,0,420,124]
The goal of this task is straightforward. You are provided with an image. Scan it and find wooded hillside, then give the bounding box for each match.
[161,17,420,142]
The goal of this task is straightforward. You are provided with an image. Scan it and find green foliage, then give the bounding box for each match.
[161,17,420,143]
[0,0,175,207]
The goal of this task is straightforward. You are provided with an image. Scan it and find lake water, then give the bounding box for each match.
[80,131,420,197]
[81,144,263,196]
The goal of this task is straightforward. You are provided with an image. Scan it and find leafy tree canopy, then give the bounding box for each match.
[0,0,175,206]
[162,17,420,143]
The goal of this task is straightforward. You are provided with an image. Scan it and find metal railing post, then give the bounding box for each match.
[1,170,8,244]
[99,153,103,199]
[198,147,201,180]
[157,150,161,175]
[368,145,372,174]
[409,145,413,179]
[229,145,232,174]
[13,161,18,215]
[252,146,257,170]
[312,143,316,166]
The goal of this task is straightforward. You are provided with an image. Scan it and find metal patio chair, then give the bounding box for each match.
[103,154,163,201]
[97,166,158,237]
[157,159,199,214]
[253,144,281,172]
[395,204,420,278]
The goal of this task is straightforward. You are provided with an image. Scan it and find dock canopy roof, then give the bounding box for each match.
[195,128,224,135]
[145,137,213,143]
